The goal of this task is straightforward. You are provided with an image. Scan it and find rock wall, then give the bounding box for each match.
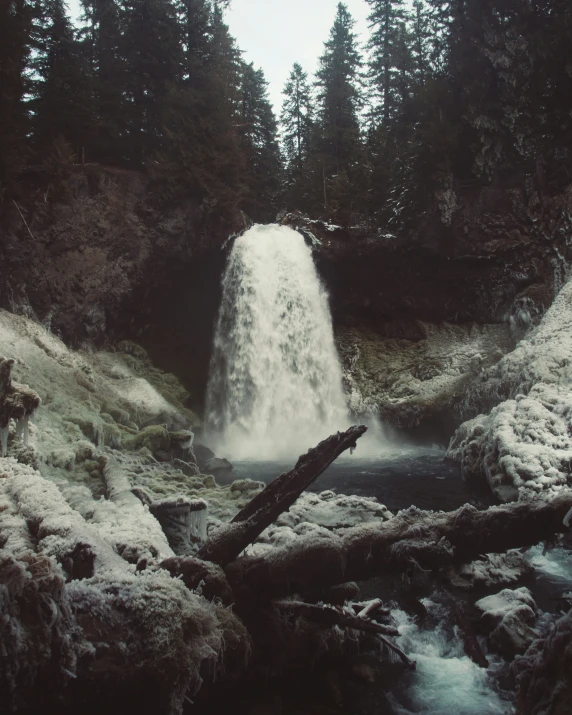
[0,164,246,349]
[286,180,572,329]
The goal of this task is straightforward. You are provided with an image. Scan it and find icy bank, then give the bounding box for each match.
[448,279,572,501]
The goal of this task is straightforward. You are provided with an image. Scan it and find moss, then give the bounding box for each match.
[74,441,97,463]
[116,340,151,363]
[122,425,170,453]
[103,422,122,448]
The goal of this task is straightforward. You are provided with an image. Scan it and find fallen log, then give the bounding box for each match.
[197,425,367,565]
[226,493,572,598]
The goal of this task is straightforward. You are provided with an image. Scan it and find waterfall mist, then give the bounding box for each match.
[205,224,350,460]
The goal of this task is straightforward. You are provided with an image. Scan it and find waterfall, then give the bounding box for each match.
[205,224,349,460]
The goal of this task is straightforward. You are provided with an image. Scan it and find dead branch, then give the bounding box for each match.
[274,600,415,668]
[357,598,387,620]
[197,425,367,565]
[274,600,398,636]
[12,200,36,241]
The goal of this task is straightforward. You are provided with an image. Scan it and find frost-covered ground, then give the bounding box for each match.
[0,309,402,711]
[448,280,572,501]
[336,322,514,430]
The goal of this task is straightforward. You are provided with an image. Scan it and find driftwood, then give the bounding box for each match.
[197,425,367,565]
[274,600,398,637]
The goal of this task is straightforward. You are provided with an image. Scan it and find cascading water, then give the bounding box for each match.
[205,224,349,459]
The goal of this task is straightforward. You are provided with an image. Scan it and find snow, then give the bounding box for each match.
[337,321,513,428]
[475,588,539,656]
[448,279,572,500]
[447,550,531,590]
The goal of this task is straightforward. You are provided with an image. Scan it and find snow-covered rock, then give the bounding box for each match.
[448,279,572,500]
[447,549,532,589]
[476,587,539,657]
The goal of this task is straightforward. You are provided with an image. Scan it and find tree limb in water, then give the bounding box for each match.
[274,600,415,668]
[197,425,367,565]
[226,493,572,598]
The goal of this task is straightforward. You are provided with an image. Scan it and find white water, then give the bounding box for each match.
[205,224,350,460]
[391,603,511,715]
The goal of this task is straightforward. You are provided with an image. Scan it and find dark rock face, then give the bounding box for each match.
[0,165,246,347]
[284,181,572,331]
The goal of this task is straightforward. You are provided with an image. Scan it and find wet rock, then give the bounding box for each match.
[205,457,233,475]
[194,443,215,470]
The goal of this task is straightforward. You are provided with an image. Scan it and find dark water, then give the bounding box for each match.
[204,444,572,715]
[229,445,491,513]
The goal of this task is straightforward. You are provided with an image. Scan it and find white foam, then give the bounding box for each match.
[391,606,510,715]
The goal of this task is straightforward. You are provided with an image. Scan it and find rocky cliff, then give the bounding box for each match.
[3,166,572,432]
[284,180,572,434]
[0,165,247,408]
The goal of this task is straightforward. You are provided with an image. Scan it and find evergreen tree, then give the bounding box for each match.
[280,62,314,207]
[121,0,183,166]
[80,0,124,162]
[315,3,363,218]
[0,0,35,194]
[366,0,408,127]
[409,0,432,84]
[30,0,95,163]
[155,1,245,207]
[238,63,282,220]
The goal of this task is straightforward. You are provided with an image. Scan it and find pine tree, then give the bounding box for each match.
[280,62,314,207]
[80,0,124,162]
[365,0,408,127]
[154,2,246,208]
[315,3,363,218]
[0,0,35,194]
[30,0,95,163]
[121,0,183,166]
[238,63,282,220]
[409,0,432,84]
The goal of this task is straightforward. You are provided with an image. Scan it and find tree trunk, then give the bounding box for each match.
[226,494,572,598]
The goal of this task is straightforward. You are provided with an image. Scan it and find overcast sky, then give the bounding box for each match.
[226,0,371,113]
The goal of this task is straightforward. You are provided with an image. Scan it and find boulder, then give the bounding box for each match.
[476,587,539,657]
[204,457,233,475]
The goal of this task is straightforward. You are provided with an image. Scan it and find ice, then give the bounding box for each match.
[448,279,572,499]
[0,425,8,458]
